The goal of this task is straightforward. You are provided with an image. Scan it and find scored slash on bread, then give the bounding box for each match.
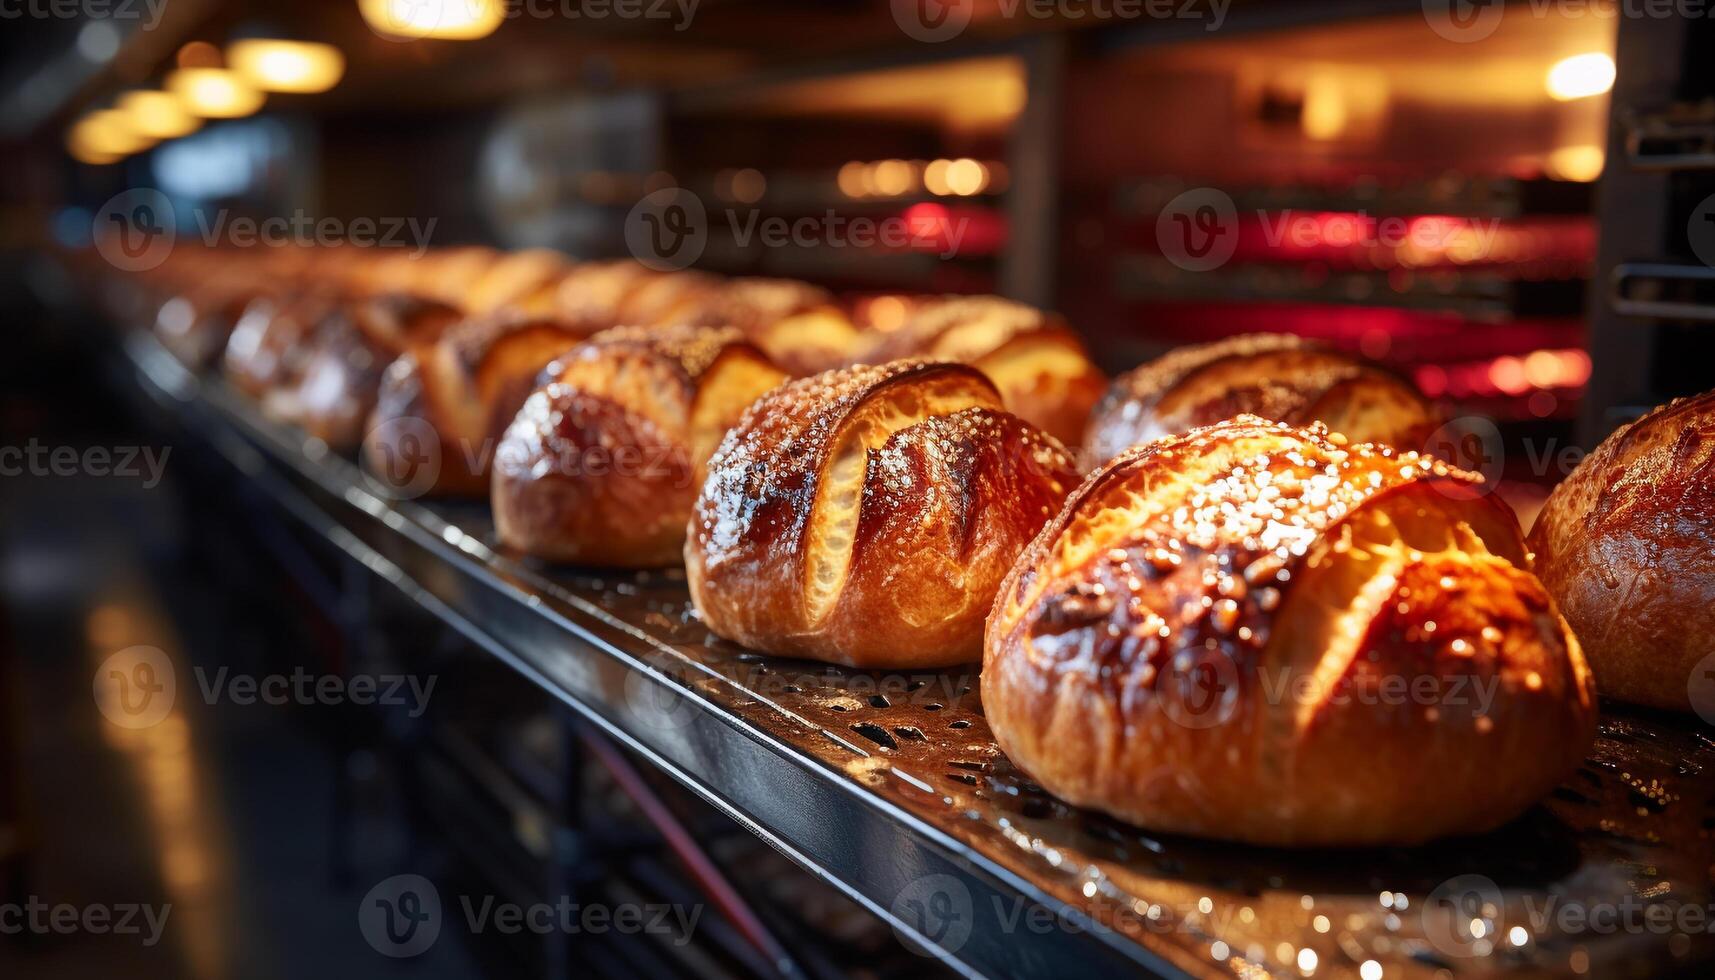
[1086,333,1440,465]
[687,360,1081,668]
[860,296,1107,448]
[364,314,588,497]
[983,416,1596,846]
[491,325,787,567]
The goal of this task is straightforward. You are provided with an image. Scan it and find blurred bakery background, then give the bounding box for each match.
[1,1,1712,978]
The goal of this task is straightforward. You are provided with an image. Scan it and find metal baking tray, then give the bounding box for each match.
[121,331,1715,980]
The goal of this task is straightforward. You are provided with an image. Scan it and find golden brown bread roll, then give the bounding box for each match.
[679,278,851,375]
[265,294,463,451]
[362,246,500,308]
[1528,390,1715,713]
[492,325,786,566]
[984,416,1596,846]
[686,360,1081,668]
[1086,334,1439,465]
[863,296,1106,448]
[154,281,261,369]
[364,314,587,497]
[463,248,570,315]
[224,290,341,398]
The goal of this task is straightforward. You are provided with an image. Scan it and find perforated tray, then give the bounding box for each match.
[125,333,1715,980]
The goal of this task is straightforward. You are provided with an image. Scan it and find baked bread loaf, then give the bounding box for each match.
[687,360,1081,668]
[266,293,463,451]
[863,296,1106,447]
[492,325,786,566]
[364,314,585,496]
[985,416,1596,846]
[1087,334,1439,464]
[1528,390,1715,713]
[225,290,341,398]
[155,281,262,369]
[464,248,570,315]
[684,278,850,375]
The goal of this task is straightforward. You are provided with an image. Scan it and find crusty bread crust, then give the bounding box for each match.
[492,325,786,567]
[686,360,1081,667]
[1086,334,1439,464]
[1528,389,1715,712]
[986,416,1596,846]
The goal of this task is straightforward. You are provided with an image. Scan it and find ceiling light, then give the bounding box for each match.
[69,110,155,161]
[119,90,202,140]
[228,39,345,94]
[167,67,266,118]
[358,0,506,40]
[1546,53,1616,101]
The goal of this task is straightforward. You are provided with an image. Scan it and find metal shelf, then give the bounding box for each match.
[121,331,1715,980]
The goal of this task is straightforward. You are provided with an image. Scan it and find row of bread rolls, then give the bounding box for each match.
[102,242,1710,849]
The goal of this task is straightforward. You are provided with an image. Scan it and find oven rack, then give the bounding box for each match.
[120,329,1715,980]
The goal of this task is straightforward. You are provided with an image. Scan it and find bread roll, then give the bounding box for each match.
[985,416,1596,846]
[687,360,1080,668]
[154,282,259,369]
[464,248,570,315]
[225,290,340,398]
[365,314,586,496]
[1087,334,1439,465]
[267,294,463,451]
[864,296,1106,447]
[492,325,786,566]
[682,278,851,375]
[1528,390,1715,713]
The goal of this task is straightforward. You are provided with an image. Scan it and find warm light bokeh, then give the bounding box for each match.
[228,39,346,94]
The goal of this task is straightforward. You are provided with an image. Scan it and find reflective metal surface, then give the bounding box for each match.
[124,332,1715,980]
